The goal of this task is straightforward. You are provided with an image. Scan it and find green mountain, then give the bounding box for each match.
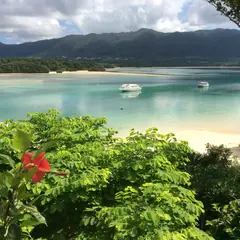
[0,28,240,65]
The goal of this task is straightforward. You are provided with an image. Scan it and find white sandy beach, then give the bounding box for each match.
[0,70,166,78]
[59,70,169,77]
[118,128,240,156]
[174,130,240,154]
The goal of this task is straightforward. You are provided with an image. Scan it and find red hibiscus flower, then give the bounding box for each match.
[22,152,68,183]
[22,152,51,183]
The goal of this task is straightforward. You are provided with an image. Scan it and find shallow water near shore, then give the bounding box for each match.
[0,68,240,138]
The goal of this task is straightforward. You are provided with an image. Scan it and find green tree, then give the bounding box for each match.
[185,144,240,239]
[0,110,213,240]
[209,199,240,239]
[0,58,106,73]
[206,0,240,27]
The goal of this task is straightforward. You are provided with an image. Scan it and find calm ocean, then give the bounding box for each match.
[1,68,240,134]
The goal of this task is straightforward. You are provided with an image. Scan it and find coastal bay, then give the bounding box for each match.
[1,67,240,153]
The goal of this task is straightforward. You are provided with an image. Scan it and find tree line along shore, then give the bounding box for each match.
[1,58,240,74]
[0,58,108,73]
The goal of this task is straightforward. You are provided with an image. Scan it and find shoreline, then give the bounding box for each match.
[0,65,239,77]
[160,66,240,69]
[0,117,239,156]
[0,70,170,77]
[174,130,240,154]
[112,66,240,69]
[117,128,240,156]
[59,70,171,77]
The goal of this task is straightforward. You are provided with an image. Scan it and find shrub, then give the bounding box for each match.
[0,110,213,239]
[186,143,240,237]
[0,130,67,239]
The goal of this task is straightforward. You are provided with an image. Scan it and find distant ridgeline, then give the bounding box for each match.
[0,28,240,67]
[0,58,106,73]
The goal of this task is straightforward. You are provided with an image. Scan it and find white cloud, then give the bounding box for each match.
[155,19,203,32]
[0,16,62,41]
[0,0,238,43]
[72,0,191,33]
[187,0,237,29]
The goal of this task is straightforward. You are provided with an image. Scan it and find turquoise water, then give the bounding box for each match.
[0,68,240,134]
[109,67,240,76]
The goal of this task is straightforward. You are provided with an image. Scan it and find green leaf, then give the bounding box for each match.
[0,154,15,168]
[0,172,13,197]
[0,226,4,238]
[12,168,36,188]
[0,202,8,218]
[20,205,46,227]
[23,167,37,182]
[53,233,66,240]
[17,183,35,201]
[6,224,21,240]
[34,140,58,157]
[12,130,31,152]
[90,217,96,226]
[82,217,91,226]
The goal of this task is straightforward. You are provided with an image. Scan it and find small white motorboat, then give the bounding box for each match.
[197,81,209,88]
[119,84,142,92]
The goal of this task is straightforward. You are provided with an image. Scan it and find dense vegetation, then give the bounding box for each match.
[0,109,240,239]
[206,0,240,27]
[0,29,240,66]
[0,58,106,73]
[185,144,240,239]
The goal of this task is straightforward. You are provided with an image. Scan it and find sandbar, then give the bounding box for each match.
[60,70,170,77]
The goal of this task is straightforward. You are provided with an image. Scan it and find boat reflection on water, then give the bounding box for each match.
[199,87,209,92]
[119,91,142,99]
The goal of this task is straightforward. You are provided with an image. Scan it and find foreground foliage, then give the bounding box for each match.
[0,128,67,239]
[0,131,47,239]
[186,144,240,239]
[210,199,240,239]
[0,160,46,239]
[0,109,213,239]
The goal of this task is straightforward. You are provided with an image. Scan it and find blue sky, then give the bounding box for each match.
[0,0,237,44]
[178,1,193,23]
[58,20,82,35]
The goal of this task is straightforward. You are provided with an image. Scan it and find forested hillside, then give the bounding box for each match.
[0,29,240,66]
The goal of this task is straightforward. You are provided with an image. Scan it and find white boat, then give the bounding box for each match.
[197,81,209,88]
[119,84,142,92]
